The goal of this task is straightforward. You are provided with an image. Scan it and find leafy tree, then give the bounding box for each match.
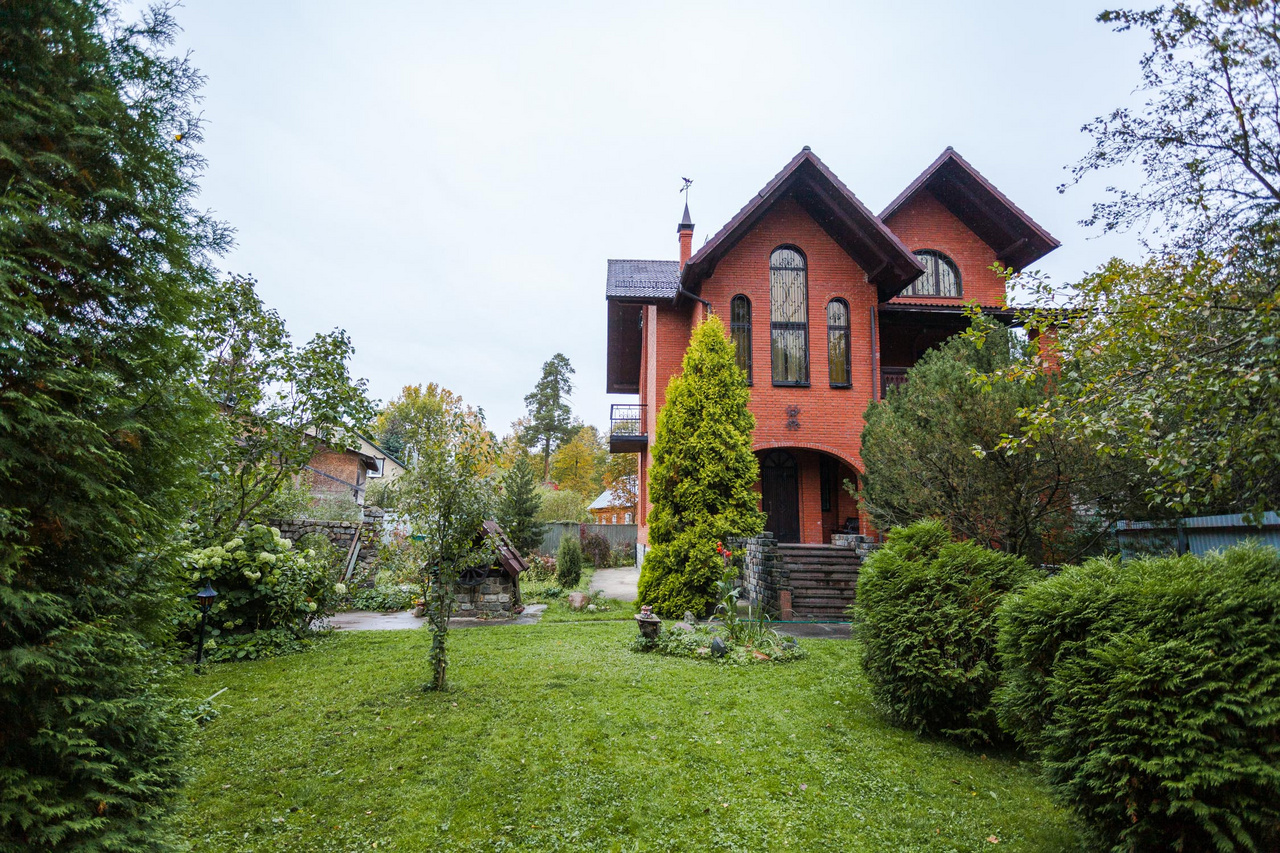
[1069,3,1280,245]
[535,487,591,523]
[637,316,764,617]
[0,2,225,847]
[993,2,1280,519]
[550,424,607,497]
[193,275,375,538]
[523,353,576,478]
[603,452,640,509]
[496,416,538,473]
[395,386,499,691]
[861,320,1144,564]
[497,453,546,555]
[376,384,465,463]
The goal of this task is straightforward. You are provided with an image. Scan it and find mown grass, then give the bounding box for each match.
[176,623,1081,852]
[537,596,635,623]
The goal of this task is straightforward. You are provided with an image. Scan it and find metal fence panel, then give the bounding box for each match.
[1116,512,1280,559]
[537,522,637,556]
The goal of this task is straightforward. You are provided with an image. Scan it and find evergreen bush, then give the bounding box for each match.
[637,316,763,617]
[556,536,583,588]
[853,520,1039,744]
[1,3,225,847]
[498,453,546,554]
[996,545,1280,852]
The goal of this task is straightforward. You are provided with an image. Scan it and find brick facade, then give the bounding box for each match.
[616,149,1057,548]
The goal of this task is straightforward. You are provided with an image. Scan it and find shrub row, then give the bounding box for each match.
[854,521,1280,852]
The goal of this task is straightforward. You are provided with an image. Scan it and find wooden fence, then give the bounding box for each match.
[538,522,637,557]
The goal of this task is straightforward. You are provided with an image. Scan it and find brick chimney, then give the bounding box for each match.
[678,201,694,269]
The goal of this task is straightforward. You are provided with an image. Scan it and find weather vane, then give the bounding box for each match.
[680,176,693,204]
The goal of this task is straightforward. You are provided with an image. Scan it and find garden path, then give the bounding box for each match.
[588,565,639,601]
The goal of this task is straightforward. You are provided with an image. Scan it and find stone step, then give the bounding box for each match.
[789,606,852,618]
[790,586,857,598]
[789,580,859,592]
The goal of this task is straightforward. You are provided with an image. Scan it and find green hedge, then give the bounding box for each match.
[997,545,1280,852]
[853,520,1039,744]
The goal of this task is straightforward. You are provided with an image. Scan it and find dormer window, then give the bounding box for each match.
[770,247,809,386]
[903,250,961,298]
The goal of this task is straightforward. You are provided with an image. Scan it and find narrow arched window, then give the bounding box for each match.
[770,247,808,386]
[729,295,752,383]
[904,250,961,297]
[827,298,851,388]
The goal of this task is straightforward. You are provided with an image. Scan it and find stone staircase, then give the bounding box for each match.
[776,543,862,619]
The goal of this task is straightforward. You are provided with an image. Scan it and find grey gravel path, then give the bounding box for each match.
[588,566,639,602]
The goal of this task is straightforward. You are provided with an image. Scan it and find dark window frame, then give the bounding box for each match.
[730,294,753,385]
[769,245,810,387]
[904,249,962,298]
[819,456,838,512]
[826,297,851,388]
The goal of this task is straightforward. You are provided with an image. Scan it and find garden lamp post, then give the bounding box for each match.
[195,583,217,674]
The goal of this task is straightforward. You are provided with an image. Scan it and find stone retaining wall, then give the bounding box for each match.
[268,512,385,586]
[730,532,785,615]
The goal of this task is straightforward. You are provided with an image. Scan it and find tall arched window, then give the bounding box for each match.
[770,247,808,385]
[827,298,851,388]
[730,294,752,384]
[904,250,961,297]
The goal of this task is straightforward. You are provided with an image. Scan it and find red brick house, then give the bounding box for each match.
[605,147,1058,553]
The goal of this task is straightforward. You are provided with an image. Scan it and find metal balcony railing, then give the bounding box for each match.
[609,404,647,452]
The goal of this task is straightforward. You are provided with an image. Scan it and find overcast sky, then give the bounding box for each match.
[165,0,1149,436]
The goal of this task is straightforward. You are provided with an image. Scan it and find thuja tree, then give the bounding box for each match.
[396,386,499,691]
[637,316,764,617]
[497,453,546,555]
[0,2,226,848]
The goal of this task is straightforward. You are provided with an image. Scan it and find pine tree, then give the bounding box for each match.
[0,3,225,847]
[498,453,547,555]
[637,316,764,617]
[522,354,576,479]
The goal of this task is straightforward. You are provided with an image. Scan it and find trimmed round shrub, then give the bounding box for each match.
[853,520,1039,744]
[556,536,583,588]
[996,544,1280,853]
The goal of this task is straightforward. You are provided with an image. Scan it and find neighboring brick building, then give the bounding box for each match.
[304,432,406,506]
[605,147,1058,551]
[588,488,636,525]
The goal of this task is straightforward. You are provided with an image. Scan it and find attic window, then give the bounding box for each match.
[904,250,961,298]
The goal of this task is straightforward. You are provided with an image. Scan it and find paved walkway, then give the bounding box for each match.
[327,604,547,632]
[589,565,639,602]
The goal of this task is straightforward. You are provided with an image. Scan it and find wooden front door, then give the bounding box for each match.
[761,450,800,543]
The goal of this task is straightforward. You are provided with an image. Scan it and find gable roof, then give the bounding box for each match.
[606,259,681,301]
[880,147,1060,270]
[589,488,634,510]
[682,147,925,301]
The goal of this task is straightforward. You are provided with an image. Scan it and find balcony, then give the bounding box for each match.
[880,367,909,396]
[609,404,647,453]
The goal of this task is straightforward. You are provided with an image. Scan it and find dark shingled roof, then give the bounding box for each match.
[879,147,1060,270]
[605,258,680,300]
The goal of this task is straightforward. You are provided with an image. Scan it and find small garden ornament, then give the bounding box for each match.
[636,604,662,640]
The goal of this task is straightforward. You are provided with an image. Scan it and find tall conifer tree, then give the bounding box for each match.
[637,316,764,617]
[498,453,546,555]
[0,3,225,847]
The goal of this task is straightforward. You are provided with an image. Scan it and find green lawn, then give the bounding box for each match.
[176,623,1081,852]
